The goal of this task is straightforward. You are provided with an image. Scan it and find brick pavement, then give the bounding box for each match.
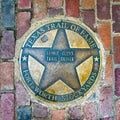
[0,0,120,120]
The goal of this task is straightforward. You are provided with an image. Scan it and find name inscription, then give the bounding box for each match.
[45,50,75,62]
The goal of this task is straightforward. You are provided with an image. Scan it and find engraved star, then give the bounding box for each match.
[22,29,99,91]
[22,56,27,61]
[94,56,99,62]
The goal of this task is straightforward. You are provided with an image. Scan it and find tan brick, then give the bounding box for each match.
[116,100,120,120]
[97,22,111,50]
[105,55,113,84]
[33,0,47,20]
[82,0,95,9]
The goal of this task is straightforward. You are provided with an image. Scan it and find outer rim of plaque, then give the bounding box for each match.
[15,16,105,109]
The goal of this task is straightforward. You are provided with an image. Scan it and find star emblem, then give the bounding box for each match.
[22,28,99,91]
[22,56,27,61]
[94,56,99,62]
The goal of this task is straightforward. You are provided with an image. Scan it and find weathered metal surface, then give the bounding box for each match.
[15,17,103,107]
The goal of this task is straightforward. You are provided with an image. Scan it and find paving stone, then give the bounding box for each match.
[32,118,48,120]
[16,81,30,107]
[49,8,63,16]
[100,118,114,120]
[0,62,14,90]
[1,0,14,27]
[1,93,14,120]
[97,22,111,50]
[97,0,110,20]
[51,110,66,120]
[17,107,31,120]
[33,103,48,118]
[18,0,31,9]
[1,30,15,58]
[68,106,81,119]
[115,68,120,96]
[113,36,120,64]
[113,0,120,1]
[33,0,47,20]
[48,0,63,8]
[0,96,1,119]
[82,0,95,9]
[17,12,31,38]
[104,55,113,84]
[81,10,96,31]
[116,100,120,120]
[99,86,113,117]
[112,5,120,33]
[66,0,79,18]
[83,103,96,120]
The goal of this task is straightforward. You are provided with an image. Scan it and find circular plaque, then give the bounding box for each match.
[19,18,103,103]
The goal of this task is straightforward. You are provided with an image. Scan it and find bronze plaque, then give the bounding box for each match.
[18,18,102,103]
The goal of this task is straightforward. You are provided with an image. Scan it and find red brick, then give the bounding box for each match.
[0,97,1,119]
[97,22,111,50]
[17,12,31,38]
[115,68,120,96]
[33,103,48,118]
[68,106,81,119]
[82,0,95,9]
[66,0,79,18]
[83,103,97,120]
[100,118,114,120]
[1,93,14,120]
[113,36,120,64]
[112,5,120,33]
[113,0,120,1]
[97,0,110,20]
[81,10,96,31]
[49,8,63,16]
[0,62,14,90]
[18,0,31,9]
[104,55,113,84]
[116,100,120,120]
[33,0,47,20]
[1,30,15,58]
[51,110,66,120]
[48,0,63,8]
[16,81,30,106]
[99,86,113,117]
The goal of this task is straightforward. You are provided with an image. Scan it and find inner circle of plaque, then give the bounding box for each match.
[20,20,101,102]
